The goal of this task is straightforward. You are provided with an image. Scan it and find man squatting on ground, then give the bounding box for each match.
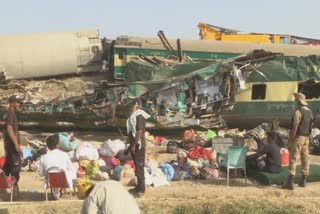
[283,92,313,190]
[246,131,282,173]
[125,101,150,198]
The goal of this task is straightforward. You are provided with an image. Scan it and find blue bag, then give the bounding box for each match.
[159,163,175,181]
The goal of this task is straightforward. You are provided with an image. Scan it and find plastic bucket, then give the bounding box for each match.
[76,179,93,199]
[281,152,289,166]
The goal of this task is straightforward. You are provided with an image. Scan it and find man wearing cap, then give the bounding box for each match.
[283,93,313,190]
[125,101,150,198]
[3,95,23,195]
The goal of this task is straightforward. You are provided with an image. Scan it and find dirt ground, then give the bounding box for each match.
[1,131,320,214]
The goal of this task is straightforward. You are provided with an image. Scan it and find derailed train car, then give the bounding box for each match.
[114,50,320,130]
[0,30,320,130]
[110,35,320,129]
[0,29,111,129]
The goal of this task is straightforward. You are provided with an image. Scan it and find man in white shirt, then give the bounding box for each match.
[38,134,76,200]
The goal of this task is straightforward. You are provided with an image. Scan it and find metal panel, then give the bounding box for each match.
[115,36,320,56]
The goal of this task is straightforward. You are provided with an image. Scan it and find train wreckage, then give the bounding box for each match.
[0,29,320,130]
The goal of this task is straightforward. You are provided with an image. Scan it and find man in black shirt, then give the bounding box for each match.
[247,131,282,173]
[125,101,150,198]
[3,95,23,193]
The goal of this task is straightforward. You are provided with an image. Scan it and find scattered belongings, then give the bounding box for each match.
[100,139,125,157]
[0,156,6,170]
[310,128,320,155]
[5,121,320,201]
[281,148,289,166]
[76,142,99,161]
[58,132,79,152]
[166,141,180,153]
[75,179,93,199]
[118,162,137,186]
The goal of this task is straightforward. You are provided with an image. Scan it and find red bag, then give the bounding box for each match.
[100,156,120,169]
[0,156,6,170]
[188,146,201,159]
[188,146,214,161]
[125,160,135,169]
[201,148,214,161]
[155,136,167,146]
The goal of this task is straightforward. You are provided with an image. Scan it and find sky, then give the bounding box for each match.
[0,0,319,40]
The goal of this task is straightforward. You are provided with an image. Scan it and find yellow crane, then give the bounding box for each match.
[198,22,315,44]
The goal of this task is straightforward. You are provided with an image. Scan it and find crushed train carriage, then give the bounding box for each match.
[1,30,320,129]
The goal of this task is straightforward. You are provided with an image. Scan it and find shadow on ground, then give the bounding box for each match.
[0,190,78,202]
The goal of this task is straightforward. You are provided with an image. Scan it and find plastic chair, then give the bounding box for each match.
[217,146,248,186]
[45,167,72,200]
[0,169,16,202]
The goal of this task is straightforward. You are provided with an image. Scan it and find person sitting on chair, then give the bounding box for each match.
[38,134,76,200]
[246,131,282,173]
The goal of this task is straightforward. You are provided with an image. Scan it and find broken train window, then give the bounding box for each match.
[298,80,320,99]
[251,84,266,100]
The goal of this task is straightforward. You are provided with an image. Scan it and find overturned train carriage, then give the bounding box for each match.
[0,30,114,129]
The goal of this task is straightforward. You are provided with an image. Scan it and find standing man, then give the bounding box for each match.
[283,93,313,190]
[3,95,23,194]
[125,101,150,198]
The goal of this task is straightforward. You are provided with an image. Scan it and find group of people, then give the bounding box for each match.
[1,96,146,213]
[246,92,313,190]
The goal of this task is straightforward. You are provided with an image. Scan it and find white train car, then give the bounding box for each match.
[0,29,103,80]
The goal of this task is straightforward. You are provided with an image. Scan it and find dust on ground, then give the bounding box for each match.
[1,131,320,214]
